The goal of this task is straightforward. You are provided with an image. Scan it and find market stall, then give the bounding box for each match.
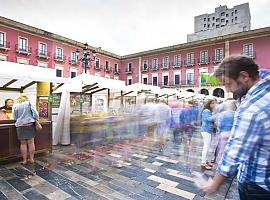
[0,61,69,161]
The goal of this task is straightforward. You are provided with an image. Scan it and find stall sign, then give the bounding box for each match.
[52,94,61,108]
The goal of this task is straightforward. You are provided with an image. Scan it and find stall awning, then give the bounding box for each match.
[0,61,70,92]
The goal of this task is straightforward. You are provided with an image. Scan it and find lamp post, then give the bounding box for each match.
[76,43,96,74]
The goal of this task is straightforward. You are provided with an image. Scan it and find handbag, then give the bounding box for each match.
[29,103,42,131]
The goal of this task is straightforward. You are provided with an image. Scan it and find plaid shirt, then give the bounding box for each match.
[217,75,270,191]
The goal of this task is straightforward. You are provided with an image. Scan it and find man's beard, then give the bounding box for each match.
[233,82,248,99]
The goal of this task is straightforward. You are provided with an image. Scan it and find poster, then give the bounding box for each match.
[38,98,49,119]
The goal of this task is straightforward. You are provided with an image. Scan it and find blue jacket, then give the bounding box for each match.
[201,109,215,133]
[217,111,235,132]
[13,101,39,126]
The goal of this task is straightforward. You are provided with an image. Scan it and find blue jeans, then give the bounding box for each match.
[238,182,270,200]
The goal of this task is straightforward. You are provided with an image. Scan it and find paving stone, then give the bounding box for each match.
[23,189,49,200]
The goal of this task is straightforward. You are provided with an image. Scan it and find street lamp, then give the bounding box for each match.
[76,43,96,74]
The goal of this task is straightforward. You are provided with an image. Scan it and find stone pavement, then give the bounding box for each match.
[0,131,239,200]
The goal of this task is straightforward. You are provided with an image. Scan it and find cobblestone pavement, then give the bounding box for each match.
[0,131,239,200]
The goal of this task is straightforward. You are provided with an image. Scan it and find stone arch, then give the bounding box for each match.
[200,88,209,95]
[213,88,225,98]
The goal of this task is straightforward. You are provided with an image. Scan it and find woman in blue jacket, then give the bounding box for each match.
[201,99,216,170]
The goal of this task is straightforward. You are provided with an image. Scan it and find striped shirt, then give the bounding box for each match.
[217,75,270,191]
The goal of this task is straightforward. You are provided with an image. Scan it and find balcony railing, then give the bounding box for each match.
[36,49,50,59]
[15,44,32,55]
[68,58,79,65]
[212,56,224,64]
[150,65,159,71]
[242,51,256,59]
[160,63,170,70]
[125,68,133,74]
[197,57,210,65]
[183,59,195,66]
[54,54,66,62]
[0,41,10,50]
[95,65,103,71]
[141,65,148,72]
[105,67,111,73]
[172,61,182,68]
[114,69,120,75]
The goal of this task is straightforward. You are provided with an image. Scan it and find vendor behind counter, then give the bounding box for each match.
[0,99,14,120]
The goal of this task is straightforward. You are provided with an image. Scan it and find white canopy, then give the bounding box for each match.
[0,61,70,87]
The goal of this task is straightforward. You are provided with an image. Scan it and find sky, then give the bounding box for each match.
[0,0,269,55]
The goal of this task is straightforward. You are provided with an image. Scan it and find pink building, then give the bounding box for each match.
[1,16,270,98]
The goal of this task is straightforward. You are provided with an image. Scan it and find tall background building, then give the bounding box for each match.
[187,3,251,42]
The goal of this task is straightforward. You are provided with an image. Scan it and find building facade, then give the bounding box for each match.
[187,3,251,42]
[1,16,270,99]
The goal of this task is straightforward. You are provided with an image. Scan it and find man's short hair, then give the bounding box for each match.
[214,55,259,81]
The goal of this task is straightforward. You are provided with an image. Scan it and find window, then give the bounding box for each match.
[128,63,132,71]
[204,24,206,28]
[128,79,132,85]
[56,47,63,59]
[208,18,210,22]
[226,20,229,24]
[186,72,194,85]
[216,24,220,28]
[216,18,219,22]
[39,43,47,56]
[152,58,158,68]
[163,56,169,68]
[174,55,181,66]
[215,48,223,62]
[235,17,238,21]
[143,77,147,84]
[232,19,234,23]
[221,12,225,16]
[200,51,208,63]
[153,77,158,86]
[207,24,210,28]
[235,10,237,14]
[56,69,62,77]
[231,12,234,16]
[226,13,229,17]
[71,71,76,78]
[221,18,225,23]
[187,53,194,65]
[95,58,100,67]
[174,74,180,85]
[212,17,215,20]
[105,61,110,70]
[114,64,118,72]
[143,60,148,69]
[71,51,77,62]
[243,26,247,32]
[204,18,206,21]
[0,32,5,46]
[19,37,27,51]
[163,76,168,86]
[200,71,208,84]
[243,44,253,57]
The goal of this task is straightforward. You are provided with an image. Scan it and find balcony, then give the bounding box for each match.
[68,58,79,65]
[114,69,120,75]
[183,59,195,67]
[141,65,148,72]
[172,61,182,68]
[160,63,170,70]
[212,56,224,64]
[105,67,112,73]
[0,41,10,51]
[36,49,50,59]
[125,68,133,74]
[150,65,159,71]
[15,44,32,55]
[242,51,256,59]
[95,65,103,71]
[54,54,66,62]
[197,57,210,65]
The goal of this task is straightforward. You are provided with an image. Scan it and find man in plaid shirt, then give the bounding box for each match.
[201,56,270,199]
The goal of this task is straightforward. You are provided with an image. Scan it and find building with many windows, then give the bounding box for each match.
[187,3,251,42]
[1,12,270,98]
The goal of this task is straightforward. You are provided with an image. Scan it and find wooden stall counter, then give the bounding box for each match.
[0,121,52,162]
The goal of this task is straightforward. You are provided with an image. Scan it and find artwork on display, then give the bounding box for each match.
[92,96,106,112]
[51,93,61,108]
[38,98,49,119]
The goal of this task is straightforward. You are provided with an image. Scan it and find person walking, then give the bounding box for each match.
[13,95,39,164]
[201,55,270,199]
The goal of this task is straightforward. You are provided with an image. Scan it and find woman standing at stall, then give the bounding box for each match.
[200,99,216,170]
[13,95,39,164]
